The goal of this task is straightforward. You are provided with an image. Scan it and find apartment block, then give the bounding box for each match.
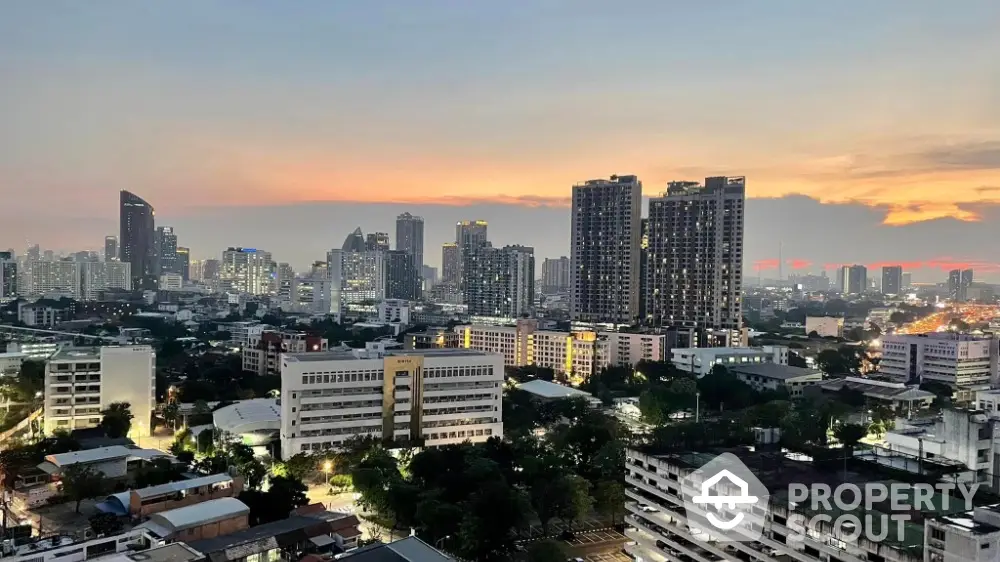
[570,175,642,324]
[81,261,132,300]
[243,330,329,376]
[880,333,998,387]
[220,247,274,295]
[280,347,503,453]
[44,346,155,437]
[671,346,789,377]
[646,176,744,340]
[456,320,665,381]
[463,244,535,318]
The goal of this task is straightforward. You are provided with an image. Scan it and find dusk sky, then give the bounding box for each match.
[2,2,998,281]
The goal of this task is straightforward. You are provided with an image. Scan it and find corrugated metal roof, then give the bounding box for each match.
[134,473,233,499]
[148,497,249,532]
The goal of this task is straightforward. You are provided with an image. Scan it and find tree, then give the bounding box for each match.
[788,353,808,368]
[62,465,107,513]
[161,403,180,430]
[241,475,310,525]
[526,540,565,562]
[593,479,625,524]
[833,422,868,454]
[89,513,124,535]
[99,402,134,438]
[282,453,318,482]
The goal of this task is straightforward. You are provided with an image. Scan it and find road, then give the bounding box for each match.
[562,529,629,560]
[896,304,1000,335]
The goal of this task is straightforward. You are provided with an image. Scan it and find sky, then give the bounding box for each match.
[1,1,999,281]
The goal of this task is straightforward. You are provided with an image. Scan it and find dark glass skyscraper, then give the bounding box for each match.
[119,190,155,289]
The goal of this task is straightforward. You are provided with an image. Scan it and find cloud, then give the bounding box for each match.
[752,258,813,272]
[821,257,1000,275]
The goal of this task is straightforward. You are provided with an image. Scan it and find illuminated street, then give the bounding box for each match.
[896,304,1000,334]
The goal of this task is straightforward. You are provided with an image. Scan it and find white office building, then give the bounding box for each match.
[280,346,502,454]
[880,333,998,387]
[220,248,274,295]
[671,346,789,377]
[44,346,156,437]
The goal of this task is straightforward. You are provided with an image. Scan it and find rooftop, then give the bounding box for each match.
[43,445,134,467]
[728,363,823,380]
[49,347,101,362]
[517,379,596,400]
[187,511,359,560]
[214,399,281,434]
[821,377,936,401]
[340,536,453,561]
[100,543,205,562]
[284,348,492,363]
[133,473,233,499]
[146,497,249,533]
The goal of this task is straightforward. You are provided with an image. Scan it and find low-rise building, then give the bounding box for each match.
[280,347,503,454]
[242,330,328,376]
[340,536,451,561]
[926,505,1000,562]
[0,351,26,375]
[17,302,73,327]
[216,321,267,347]
[96,473,242,519]
[214,398,281,448]
[376,298,410,324]
[727,363,823,396]
[456,319,664,381]
[516,379,602,408]
[805,315,844,338]
[883,408,997,488]
[44,346,156,436]
[136,497,250,543]
[404,327,460,350]
[671,345,789,377]
[0,529,150,562]
[820,376,936,412]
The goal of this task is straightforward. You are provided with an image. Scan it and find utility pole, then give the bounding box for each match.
[695,392,701,423]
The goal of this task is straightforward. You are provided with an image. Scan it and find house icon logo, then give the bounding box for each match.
[680,453,769,543]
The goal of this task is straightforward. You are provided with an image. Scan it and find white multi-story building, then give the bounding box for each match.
[456,320,664,381]
[216,321,267,347]
[377,299,410,325]
[220,247,274,295]
[880,333,998,387]
[81,261,132,299]
[44,346,155,437]
[280,347,502,453]
[158,273,183,291]
[17,260,82,298]
[671,345,789,377]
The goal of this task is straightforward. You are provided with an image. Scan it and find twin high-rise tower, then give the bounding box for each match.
[570,174,746,346]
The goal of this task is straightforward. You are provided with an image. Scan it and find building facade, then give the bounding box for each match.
[18,260,82,298]
[243,331,328,376]
[838,264,868,295]
[540,256,570,293]
[949,268,974,302]
[44,346,155,437]
[155,226,178,277]
[882,265,903,295]
[104,236,118,262]
[880,333,998,387]
[647,176,745,344]
[671,345,789,377]
[463,245,535,318]
[0,251,17,299]
[395,212,424,277]
[805,316,844,338]
[570,175,642,325]
[220,247,274,295]
[441,243,460,285]
[279,348,503,453]
[81,261,132,300]
[119,190,156,289]
[385,250,420,301]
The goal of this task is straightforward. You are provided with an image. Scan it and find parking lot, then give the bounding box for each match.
[576,553,632,562]
[563,529,626,547]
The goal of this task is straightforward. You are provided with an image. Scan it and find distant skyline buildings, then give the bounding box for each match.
[118,190,155,289]
[395,212,424,281]
[881,265,903,296]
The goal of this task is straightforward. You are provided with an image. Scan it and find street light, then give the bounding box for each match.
[323,460,333,493]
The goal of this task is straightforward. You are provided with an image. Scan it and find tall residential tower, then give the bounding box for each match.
[119,190,155,288]
[570,175,642,324]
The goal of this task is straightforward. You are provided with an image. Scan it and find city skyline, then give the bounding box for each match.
[2,3,999,280]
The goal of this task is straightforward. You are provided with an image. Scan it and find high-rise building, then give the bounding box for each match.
[647,177,745,342]
[343,227,366,252]
[902,272,912,290]
[838,264,868,295]
[638,218,649,320]
[220,248,274,295]
[275,262,296,305]
[456,220,488,253]
[365,232,391,252]
[81,261,132,300]
[0,251,16,299]
[421,265,438,287]
[155,226,178,276]
[342,250,385,303]
[280,347,503,452]
[463,244,534,318]
[119,190,156,289]
[570,175,642,325]
[395,212,424,277]
[948,268,974,302]
[202,259,220,282]
[441,243,460,284]
[44,346,156,437]
[385,250,420,301]
[18,260,82,298]
[881,265,903,295]
[541,256,570,293]
[176,246,190,280]
[104,236,119,262]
